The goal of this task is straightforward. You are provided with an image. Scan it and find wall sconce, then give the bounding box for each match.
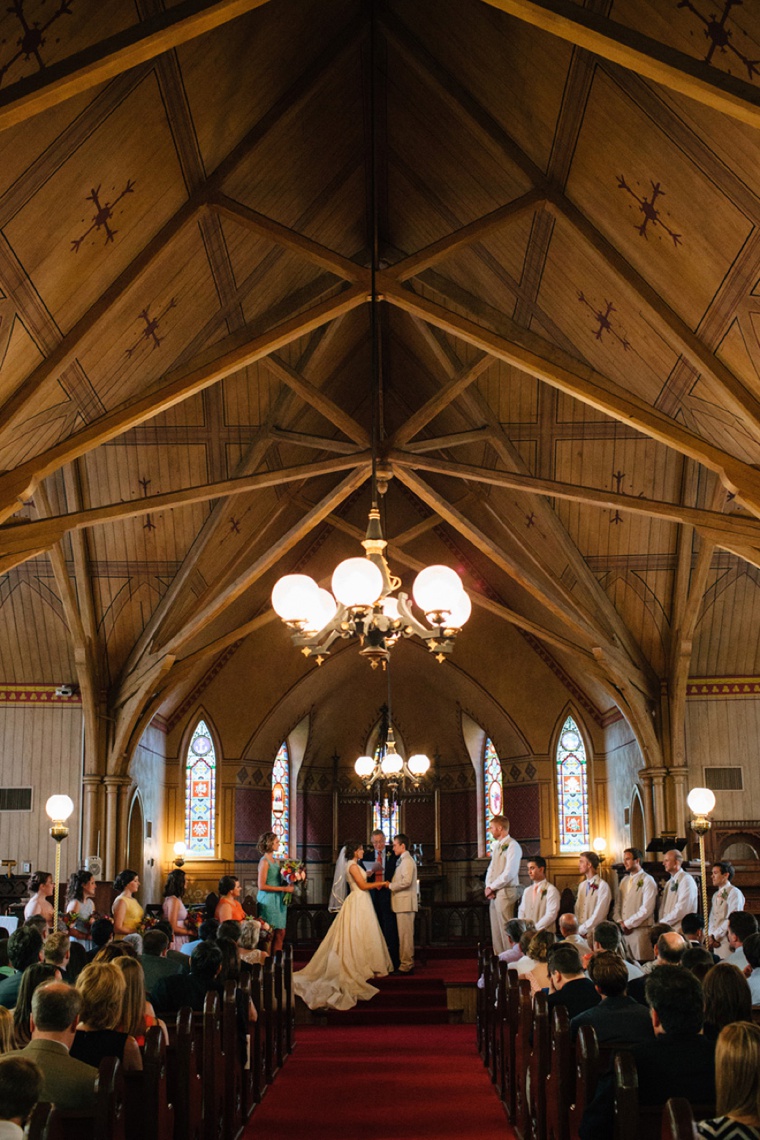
[687,786,716,923]
[45,795,74,933]
[173,841,187,868]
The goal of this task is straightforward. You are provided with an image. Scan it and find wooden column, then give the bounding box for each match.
[649,767,669,839]
[638,769,655,849]
[670,768,690,847]
[81,775,102,863]
[104,778,120,881]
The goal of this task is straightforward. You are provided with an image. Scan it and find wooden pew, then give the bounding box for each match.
[545,1006,572,1140]
[529,990,551,1140]
[476,942,487,1058]
[247,965,266,1106]
[500,966,520,1123]
[486,952,499,1084]
[31,1057,126,1140]
[492,957,507,1098]
[222,981,244,1140]
[284,942,295,1056]
[202,990,225,1140]
[262,955,276,1085]
[613,1051,713,1140]
[124,1025,175,1140]
[274,950,285,1071]
[661,1098,698,1140]
[513,978,534,1140]
[567,1025,599,1140]
[168,1007,203,1140]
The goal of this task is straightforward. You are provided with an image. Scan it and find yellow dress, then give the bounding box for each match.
[115,894,143,932]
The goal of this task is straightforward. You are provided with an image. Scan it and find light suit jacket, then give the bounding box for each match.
[709,883,745,948]
[574,876,611,937]
[390,850,418,913]
[658,869,698,930]
[485,835,522,894]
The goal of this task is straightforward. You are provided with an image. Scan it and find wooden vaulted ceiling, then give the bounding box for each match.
[2,0,760,773]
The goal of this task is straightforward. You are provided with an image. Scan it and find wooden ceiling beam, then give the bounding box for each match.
[380,280,760,515]
[480,0,760,132]
[268,429,362,455]
[388,353,491,447]
[403,428,493,453]
[0,453,370,559]
[0,285,366,526]
[211,195,369,284]
[386,190,546,282]
[0,0,274,133]
[260,354,371,447]
[389,449,760,548]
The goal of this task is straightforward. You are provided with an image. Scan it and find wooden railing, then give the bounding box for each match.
[287,900,489,946]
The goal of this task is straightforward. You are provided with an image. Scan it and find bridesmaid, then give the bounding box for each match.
[65,870,97,950]
[162,869,191,949]
[24,871,54,930]
[215,875,246,923]
[256,832,293,955]
[112,870,143,936]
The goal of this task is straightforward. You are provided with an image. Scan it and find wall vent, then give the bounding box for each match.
[0,787,32,811]
[704,767,743,791]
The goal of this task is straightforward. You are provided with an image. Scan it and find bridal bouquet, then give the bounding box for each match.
[281,859,307,906]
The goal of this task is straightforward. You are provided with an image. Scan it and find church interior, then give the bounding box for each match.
[1,0,760,936]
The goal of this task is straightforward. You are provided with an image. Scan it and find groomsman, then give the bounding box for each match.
[613,847,657,962]
[574,851,611,940]
[708,861,745,960]
[388,834,418,974]
[657,848,697,933]
[484,814,522,955]
[518,857,560,932]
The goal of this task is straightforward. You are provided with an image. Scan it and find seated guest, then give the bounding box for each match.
[558,913,591,955]
[572,951,653,1045]
[218,920,242,944]
[683,912,720,963]
[727,912,758,972]
[43,933,71,981]
[0,1009,14,1055]
[591,921,644,981]
[114,955,167,1047]
[546,943,600,1019]
[639,923,674,974]
[523,930,556,994]
[0,1054,42,1136]
[152,940,223,1014]
[510,929,537,975]
[12,964,58,1048]
[628,931,687,1005]
[70,962,142,1071]
[218,937,241,986]
[743,932,760,1006]
[580,966,716,1140]
[517,857,561,932]
[501,919,530,964]
[85,917,114,963]
[703,961,752,1042]
[708,862,745,961]
[22,917,48,944]
[0,928,43,1009]
[682,946,717,983]
[238,919,268,966]
[94,940,137,963]
[139,929,182,1001]
[4,982,96,1110]
[180,918,218,958]
[121,933,143,957]
[698,1021,760,1139]
[153,921,190,973]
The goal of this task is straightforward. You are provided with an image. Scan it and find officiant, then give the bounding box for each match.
[366,829,400,971]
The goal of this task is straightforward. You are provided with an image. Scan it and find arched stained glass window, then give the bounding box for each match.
[185,719,216,857]
[372,797,399,839]
[271,742,290,851]
[556,715,589,853]
[484,737,504,835]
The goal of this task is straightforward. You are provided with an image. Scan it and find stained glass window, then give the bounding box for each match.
[271,742,290,851]
[556,715,589,853]
[185,719,216,857]
[484,737,504,836]
[372,796,399,839]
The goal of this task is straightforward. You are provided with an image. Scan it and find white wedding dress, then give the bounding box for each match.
[293,862,392,1010]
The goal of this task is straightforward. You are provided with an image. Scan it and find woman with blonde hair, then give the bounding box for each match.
[698,1020,760,1138]
[524,930,556,994]
[256,832,292,954]
[0,1007,13,1054]
[114,955,167,1046]
[70,961,142,1071]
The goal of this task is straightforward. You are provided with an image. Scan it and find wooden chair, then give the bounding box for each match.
[546,1006,572,1140]
[567,1025,599,1140]
[513,978,534,1140]
[124,1025,175,1140]
[168,1006,203,1140]
[661,1099,699,1140]
[528,990,551,1140]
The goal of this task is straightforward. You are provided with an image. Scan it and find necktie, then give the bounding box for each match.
[375,850,383,883]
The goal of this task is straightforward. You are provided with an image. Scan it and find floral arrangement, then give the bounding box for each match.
[60,911,78,930]
[281,860,307,906]
[720,887,729,901]
[589,881,599,893]
[184,910,203,938]
[137,913,159,935]
[499,841,510,853]
[636,878,644,891]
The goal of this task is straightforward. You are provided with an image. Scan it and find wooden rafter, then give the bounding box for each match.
[268,429,362,454]
[260,354,371,447]
[403,428,492,453]
[480,0,760,131]
[388,354,491,447]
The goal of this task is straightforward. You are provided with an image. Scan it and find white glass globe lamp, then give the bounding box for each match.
[354,756,375,780]
[407,753,431,778]
[173,841,187,858]
[271,574,319,624]
[380,749,403,777]
[592,836,607,854]
[381,596,400,620]
[45,794,74,822]
[445,588,472,629]
[687,787,716,816]
[331,557,384,608]
[303,588,338,634]
[412,565,464,616]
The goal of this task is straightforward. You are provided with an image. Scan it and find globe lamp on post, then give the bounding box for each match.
[687,786,716,924]
[45,795,74,933]
[173,841,187,868]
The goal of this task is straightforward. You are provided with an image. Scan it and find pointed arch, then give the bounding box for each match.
[554,708,590,854]
[271,740,290,851]
[483,735,504,839]
[183,711,220,858]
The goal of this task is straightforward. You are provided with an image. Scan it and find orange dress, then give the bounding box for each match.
[215,897,246,922]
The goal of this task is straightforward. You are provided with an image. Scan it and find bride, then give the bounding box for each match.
[293,840,393,1010]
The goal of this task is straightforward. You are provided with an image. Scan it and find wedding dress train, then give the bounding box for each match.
[292,862,392,1010]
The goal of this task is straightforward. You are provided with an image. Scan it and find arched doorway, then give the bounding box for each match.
[630,786,646,853]
[126,793,145,875]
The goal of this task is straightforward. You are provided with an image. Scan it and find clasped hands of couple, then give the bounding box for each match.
[371,880,392,889]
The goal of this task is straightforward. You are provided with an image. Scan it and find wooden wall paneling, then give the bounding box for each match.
[693,569,760,676]
[686,696,760,824]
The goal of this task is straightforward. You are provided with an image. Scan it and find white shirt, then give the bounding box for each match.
[574,875,611,937]
[0,1124,24,1139]
[708,883,745,943]
[658,869,698,931]
[518,880,560,932]
[614,870,657,930]
[748,967,760,1005]
[485,834,522,893]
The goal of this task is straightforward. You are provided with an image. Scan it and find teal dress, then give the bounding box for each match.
[257,857,288,929]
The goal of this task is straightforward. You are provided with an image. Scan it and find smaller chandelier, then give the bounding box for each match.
[355,725,431,789]
[271,506,471,666]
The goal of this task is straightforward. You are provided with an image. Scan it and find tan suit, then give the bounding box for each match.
[390,850,418,972]
[613,871,657,961]
[6,1039,96,1111]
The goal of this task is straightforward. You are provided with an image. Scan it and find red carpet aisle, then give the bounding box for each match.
[244,1023,514,1140]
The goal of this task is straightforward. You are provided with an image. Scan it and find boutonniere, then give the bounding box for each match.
[636,878,643,891]
[500,841,510,853]
[720,888,729,900]
[541,887,548,899]
[670,881,679,893]
[589,881,599,893]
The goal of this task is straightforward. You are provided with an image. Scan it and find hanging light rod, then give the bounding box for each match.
[355,724,430,788]
[271,502,471,667]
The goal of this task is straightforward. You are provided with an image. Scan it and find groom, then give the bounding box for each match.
[367,829,400,971]
[388,833,418,974]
